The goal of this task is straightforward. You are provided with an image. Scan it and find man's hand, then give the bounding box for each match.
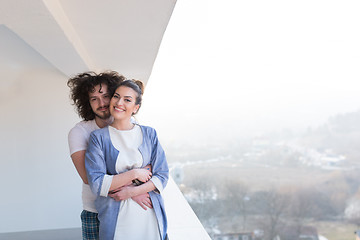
[109,185,134,201]
[131,193,153,210]
[109,186,153,210]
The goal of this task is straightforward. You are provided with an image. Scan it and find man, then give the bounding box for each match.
[67,71,152,240]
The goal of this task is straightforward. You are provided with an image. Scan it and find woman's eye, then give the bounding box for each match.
[125,99,131,102]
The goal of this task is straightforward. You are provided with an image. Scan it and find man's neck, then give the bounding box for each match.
[95,116,112,129]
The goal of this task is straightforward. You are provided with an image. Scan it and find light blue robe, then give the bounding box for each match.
[85,125,169,240]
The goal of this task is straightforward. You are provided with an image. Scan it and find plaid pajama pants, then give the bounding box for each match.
[81,210,100,240]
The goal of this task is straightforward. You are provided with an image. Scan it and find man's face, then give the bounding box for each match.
[89,84,111,120]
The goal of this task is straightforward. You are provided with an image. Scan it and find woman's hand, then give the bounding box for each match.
[144,164,152,172]
[132,193,153,210]
[134,168,152,183]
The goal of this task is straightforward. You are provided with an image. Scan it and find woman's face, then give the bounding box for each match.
[110,86,139,121]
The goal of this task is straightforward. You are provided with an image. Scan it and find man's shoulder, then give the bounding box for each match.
[68,120,97,154]
[69,120,97,133]
[75,119,97,129]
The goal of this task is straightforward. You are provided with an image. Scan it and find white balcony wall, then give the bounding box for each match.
[0,26,81,233]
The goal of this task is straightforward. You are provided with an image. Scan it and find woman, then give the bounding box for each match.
[85,80,169,240]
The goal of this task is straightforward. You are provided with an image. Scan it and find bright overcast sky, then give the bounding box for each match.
[139,0,360,142]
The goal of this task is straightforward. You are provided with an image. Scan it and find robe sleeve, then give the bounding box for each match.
[149,128,169,194]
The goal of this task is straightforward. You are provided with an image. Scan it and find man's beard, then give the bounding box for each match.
[95,108,110,120]
[95,113,110,119]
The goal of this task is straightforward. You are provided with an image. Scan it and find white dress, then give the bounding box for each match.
[108,125,161,240]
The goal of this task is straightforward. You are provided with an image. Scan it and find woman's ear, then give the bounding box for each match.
[133,105,140,114]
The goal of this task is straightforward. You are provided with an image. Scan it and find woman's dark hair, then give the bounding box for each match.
[115,79,144,115]
[67,71,125,120]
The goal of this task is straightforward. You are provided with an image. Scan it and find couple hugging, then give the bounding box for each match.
[68,71,169,240]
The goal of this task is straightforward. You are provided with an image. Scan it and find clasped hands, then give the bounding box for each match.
[108,165,153,210]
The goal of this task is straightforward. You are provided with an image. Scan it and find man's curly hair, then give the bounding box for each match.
[67,71,125,121]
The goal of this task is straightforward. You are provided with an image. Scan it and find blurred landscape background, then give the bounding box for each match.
[161,110,360,240]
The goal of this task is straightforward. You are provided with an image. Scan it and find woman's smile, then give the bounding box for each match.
[113,106,125,112]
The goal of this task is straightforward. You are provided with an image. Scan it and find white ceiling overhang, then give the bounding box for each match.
[0,0,177,83]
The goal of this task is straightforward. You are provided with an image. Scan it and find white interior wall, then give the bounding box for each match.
[0,26,82,233]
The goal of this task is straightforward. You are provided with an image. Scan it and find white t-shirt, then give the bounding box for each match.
[68,120,100,213]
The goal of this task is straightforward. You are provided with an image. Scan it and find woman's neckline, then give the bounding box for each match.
[109,123,136,132]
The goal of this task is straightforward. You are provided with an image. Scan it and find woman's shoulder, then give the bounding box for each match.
[138,124,157,135]
[90,126,110,138]
[138,125,161,141]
